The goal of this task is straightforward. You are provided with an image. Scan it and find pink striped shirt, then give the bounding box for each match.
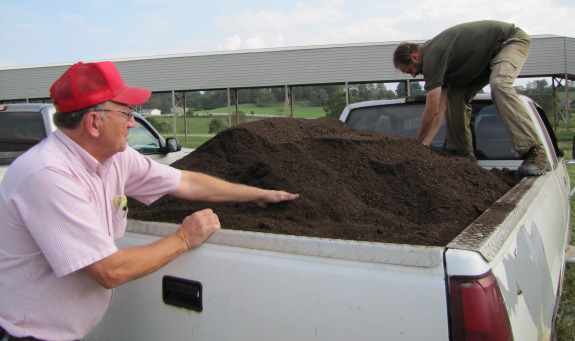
[0,130,181,340]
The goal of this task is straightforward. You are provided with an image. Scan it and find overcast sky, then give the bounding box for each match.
[1,0,573,68]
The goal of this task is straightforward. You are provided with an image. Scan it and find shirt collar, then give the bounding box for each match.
[52,130,110,176]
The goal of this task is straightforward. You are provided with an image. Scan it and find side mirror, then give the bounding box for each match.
[165,137,182,153]
[572,136,575,159]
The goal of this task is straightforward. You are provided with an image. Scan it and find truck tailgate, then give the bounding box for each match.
[87,224,450,341]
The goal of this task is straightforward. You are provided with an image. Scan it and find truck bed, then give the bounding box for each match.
[88,223,449,340]
[87,94,570,340]
[88,167,568,340]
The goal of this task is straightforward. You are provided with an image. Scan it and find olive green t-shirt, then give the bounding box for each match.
[422,20,518,92]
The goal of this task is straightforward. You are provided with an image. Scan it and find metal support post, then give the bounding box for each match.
[345,82,349,106]
[233,89,239,125]
[182,92,188,144]
[284,85,293,117]
[566,73,571,130]
[171,90,177,137]
[552,77,559,129]
[226,88,232,128]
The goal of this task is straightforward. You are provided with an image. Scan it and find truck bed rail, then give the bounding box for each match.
[126,220,443,267]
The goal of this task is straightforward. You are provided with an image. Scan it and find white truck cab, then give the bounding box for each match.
[0,103,190,170]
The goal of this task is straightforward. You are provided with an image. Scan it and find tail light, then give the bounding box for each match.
[449,270,513,341]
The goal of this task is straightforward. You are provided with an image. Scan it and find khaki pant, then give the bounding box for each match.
[444,30,541,155]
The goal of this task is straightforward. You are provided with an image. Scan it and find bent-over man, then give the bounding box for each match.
[393,20,547,176]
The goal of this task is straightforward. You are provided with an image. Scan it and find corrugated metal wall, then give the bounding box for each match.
[565,37,575,78]
[118,43,401,92]
[524,36,573,77]
[1,36,573,102]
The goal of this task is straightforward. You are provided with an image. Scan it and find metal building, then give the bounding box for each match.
[1,34,573,112]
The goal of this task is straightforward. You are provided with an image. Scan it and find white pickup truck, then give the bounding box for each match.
[0,103,190,178]
[79,94,574,341]
[1,97,572,340]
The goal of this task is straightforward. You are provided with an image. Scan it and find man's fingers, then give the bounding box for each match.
[178,209,221,250]
[256,191,299,207]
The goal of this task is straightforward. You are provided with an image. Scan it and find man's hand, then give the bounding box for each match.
[254,190,300,207]
[176,209,221,251]
[83,210,220,289]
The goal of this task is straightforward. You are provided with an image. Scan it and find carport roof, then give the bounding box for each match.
[0,34,573,102]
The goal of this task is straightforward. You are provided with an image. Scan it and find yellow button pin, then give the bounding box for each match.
[113,195,128,211]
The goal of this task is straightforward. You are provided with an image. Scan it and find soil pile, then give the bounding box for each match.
[128,117,522,246]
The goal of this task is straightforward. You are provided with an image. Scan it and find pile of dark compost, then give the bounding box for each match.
[127,117,523,246]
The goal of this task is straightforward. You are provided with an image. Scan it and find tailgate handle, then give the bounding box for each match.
[162,275,203,312]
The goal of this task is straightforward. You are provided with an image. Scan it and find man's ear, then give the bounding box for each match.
[410,51,422,64]
[83,111,103,138]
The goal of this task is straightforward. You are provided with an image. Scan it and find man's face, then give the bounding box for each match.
[97,102,136,155]
[397,61,423,78]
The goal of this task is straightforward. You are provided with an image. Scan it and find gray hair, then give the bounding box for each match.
[53,103,106,130]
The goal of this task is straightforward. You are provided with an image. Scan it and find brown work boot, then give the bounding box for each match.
[518,146,548,176]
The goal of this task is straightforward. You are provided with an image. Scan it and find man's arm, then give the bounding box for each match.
[82,208,219,289]
[416,87,447,147]
[171,170,299,207]
[82,171,298,289]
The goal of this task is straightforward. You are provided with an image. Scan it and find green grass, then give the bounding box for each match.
[160,105,327,148]
[172,135,215,149]
[556,126,575,341]
[556,211,575,340]
[198,104,326,119]
[555,129,574,143]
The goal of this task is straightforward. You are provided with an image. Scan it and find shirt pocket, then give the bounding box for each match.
[490,38,530,74]
[111,195,128,239]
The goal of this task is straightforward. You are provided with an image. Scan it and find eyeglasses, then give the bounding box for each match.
[95,109,135,120]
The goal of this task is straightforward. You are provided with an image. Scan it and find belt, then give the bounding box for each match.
[512,26,525,37]
[0,327,43,341]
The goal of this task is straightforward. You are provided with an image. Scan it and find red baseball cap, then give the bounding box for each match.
[50,61,152,113]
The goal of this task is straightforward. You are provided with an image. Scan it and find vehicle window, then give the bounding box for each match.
[402,117,420,130]
[346,103,446,148]
[0,111,47,152]
[472,104,520,160]
[128,120,162,154]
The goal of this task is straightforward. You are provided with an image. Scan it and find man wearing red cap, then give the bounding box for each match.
[0,61,299,341]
